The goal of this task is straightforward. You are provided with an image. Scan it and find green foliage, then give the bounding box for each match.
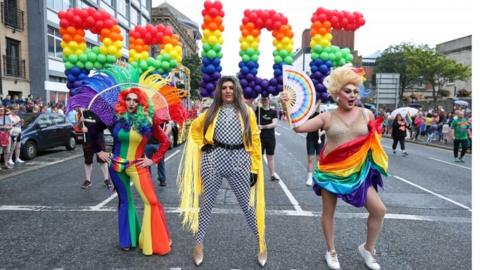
[405,46,471,106]
[182,54,202,100]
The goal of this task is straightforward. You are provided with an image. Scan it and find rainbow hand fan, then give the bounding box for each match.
[282,65,316,128]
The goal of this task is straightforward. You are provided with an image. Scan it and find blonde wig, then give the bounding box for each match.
[323,64,364,97]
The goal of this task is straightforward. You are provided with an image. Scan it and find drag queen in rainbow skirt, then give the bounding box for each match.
[281,64,388,270]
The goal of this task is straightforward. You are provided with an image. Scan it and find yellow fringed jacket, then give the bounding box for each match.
[177,106,266,253]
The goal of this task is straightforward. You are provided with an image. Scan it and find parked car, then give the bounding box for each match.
[20,112,77,160]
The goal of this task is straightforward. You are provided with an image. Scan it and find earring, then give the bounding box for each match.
[334,96,339,102]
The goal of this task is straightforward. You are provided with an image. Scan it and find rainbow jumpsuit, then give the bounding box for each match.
[102,120,171,255]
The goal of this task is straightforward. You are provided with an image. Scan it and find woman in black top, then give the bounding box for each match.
[392,113,408,156]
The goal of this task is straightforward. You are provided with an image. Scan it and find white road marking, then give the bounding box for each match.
[0,205,470,223]
[393,175,472,211]
[91,150,181,210]
[263,156,306,214]
[275,131,281,136]
[428,157,471,170]
[0,153,83,181]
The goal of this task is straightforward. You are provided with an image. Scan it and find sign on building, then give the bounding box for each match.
[375,73,400,109]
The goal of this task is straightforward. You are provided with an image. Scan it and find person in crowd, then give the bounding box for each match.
[177,76,267,267]
[77,108,112,190]
[391,113,408,156]
[425,112,433,144]
[7,105,24,166]
[0,106,13,169]
[256,96,280,181]
[281,65,388,270]
[450,110,471,163]
[93,87,172,255]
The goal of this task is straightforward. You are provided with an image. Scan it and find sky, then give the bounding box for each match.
[152,0,473,78]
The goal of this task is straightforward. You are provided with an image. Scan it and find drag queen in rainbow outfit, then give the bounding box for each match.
[281,65,388,270]
[68,66,174,256]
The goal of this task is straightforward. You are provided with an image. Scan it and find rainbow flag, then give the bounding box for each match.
[312,118,389,206]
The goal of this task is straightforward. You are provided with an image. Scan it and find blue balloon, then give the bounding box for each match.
[241,66,250,74]
[215,65,222,72]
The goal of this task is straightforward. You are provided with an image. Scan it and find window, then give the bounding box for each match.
[102,0,113,6]
[79,0,94,8]
[141,0,147,7]
[52,115,66,124]
[117,0,127,16]
[48,26,63,59]
[49,76,67,83]
[47,0,73,12]
[37,116,53,127]
[5,38,20,77]
[130,7,139,25]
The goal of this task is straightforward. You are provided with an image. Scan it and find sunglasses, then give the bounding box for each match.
[126,97,139,103]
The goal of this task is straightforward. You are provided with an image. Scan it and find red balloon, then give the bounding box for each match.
[155,32,164,43]
[319,13,327,22]
[213,1,222,10]
[264,18,273,30]
[204,1,212,9]
[94,21,104,31]
[59,19,70,28]
[86,7,96,16]
[103,19,114,29]
[93,11,103,21]
[100,10,111,20]
[272,21,282,30]
[72,15,83,28]
[208,8,218,17]
[144,32,152,43]
[130,30,140,39]
[85,16,95,28]
[201,9,207,17]
[146,24,154,31]
[255,18,264,28]
[58,11,66,19]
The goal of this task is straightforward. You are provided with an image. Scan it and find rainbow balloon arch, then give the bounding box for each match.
[58,2,365,104]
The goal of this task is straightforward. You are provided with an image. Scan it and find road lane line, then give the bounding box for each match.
[0,205,470,223]
[393,175,472,211]
[91,150,181,210]
[263,155,305,213]
[428,157,471,170]
[0,153,83,181]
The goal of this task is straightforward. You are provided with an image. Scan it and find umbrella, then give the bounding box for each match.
[390,107,418,118]
[454,100,469,107]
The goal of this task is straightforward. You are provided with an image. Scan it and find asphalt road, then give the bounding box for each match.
[0,121,472,269]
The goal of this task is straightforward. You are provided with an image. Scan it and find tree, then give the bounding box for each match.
[182,53,202,100]
[405,46,471,108]
[374,43,426,106]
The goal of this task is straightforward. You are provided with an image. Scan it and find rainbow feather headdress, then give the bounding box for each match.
[313,118,389,196]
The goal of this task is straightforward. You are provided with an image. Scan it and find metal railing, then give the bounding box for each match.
[1,2,24,32]
[2,55,26,78]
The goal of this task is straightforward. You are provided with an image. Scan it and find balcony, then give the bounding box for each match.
[1,2,24,32]
[2,55,26,78]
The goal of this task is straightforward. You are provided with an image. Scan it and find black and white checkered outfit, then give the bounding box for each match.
[195,104,259,245]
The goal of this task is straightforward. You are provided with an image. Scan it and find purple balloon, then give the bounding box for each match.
[240,79,248,87]
[206,83,216,91]
[261,91,268,97]
[244,86,253,94]
[243,87,252,97]
[254,85,262,92]
[267,85,275,93]
[246,73,255,81]
[269,78,278,85]
[260,79,269,88]
[200,88,209,97]
[276,84,283,91]
[212,72,221,79]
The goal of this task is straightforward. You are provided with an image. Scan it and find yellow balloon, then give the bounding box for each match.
[75,49,84,55]
[320,39,331,47]
[251,41,259,49]
[114,50,123,58]
[68,41,78,50]
[63,47,72,56]
[79,43,86,50]
[286,44,294,52]
[213,30,222,38]
[324,33,333,41]
[207,35,217,45]
[107,45,117,55]
[99,45,108,55]
[60,41,66,48]
[246,35,255,43]
[103,37,112,46]
[240,41,249,50]
[114,40,123,49]
[141,51,149,59]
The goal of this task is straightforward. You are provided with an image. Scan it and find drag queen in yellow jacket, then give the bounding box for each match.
[177,76,267,267]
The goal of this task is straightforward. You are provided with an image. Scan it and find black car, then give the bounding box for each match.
[20,112,77,160]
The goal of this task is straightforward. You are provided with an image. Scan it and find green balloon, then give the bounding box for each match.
[161,61,170,70]
[203,43,212,51]
[201,50,207,57]
[250,54,258,62]
[338,58,346,66]
[158,68,165,74]
[313,45,323,54]
[85,61,94,70]
[88,52,97,62]
[146,57,155,66]
[217,51,223,58]
[335,52,342,60]
[92,47,100,54]
[162,54,171,61]
[76,61,84,69]
[65,62,73,69]
[320,52,329,61]
[246,48,255,56]
[345,54,353,61]
[131,61,139,68]
[273,50,279,57]
[207,50,216,58]
[68,55,78,63]
[311,52,319,60]
[274,55,283,64]
[242,55,250,62]
[97,54,106,63]
[94,62,103,69]
[106,55,117,63]
[79,54,88,63]
[284,56,293,64]
[153,60,161,68]
[279,50,288,58]
[329,53,336,61]
[139,60,148,70]
[169,59,177,68]
[213,44,222,52]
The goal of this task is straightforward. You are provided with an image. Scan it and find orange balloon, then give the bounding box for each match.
[143,44,148,51]
[214,16,222,25]
[252,29,260,37]
[218,24,224,32]
[245,22,255,31]
[135,45,144,52]
[204,15,212,24]
[111,32,122,41]
[74,34,84,43]
[67,26,76,35]
[101,28,110,37]
[322,21,332,29]
[60,27,67,35]
[111,25,121,33]
[63,34,73,42]
[208,22,217,31]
